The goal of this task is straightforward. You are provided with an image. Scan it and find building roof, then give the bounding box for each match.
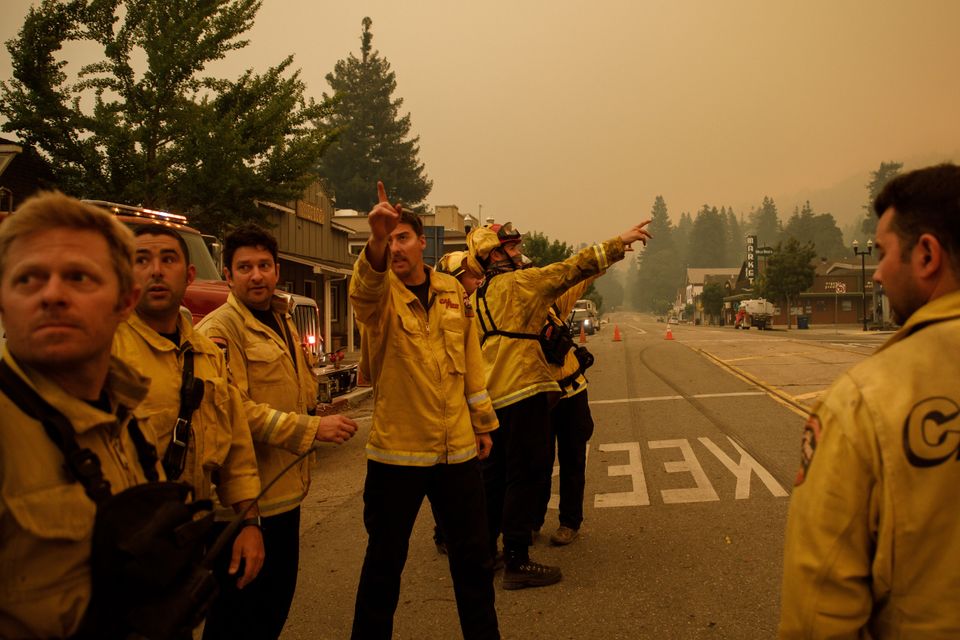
[686,267,740,285]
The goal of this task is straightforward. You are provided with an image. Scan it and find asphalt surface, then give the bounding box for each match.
[280,312,885,639]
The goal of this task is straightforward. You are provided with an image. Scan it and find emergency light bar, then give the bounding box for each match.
[82,199,188,224]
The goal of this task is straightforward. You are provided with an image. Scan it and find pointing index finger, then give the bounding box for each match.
[377,181,388,204]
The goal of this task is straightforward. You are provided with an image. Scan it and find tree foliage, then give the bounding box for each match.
[782,200,847,260]
[759,238,816,329]
[318,17,432,212]
[688,204,729,267]
[523,230,573,267]
[860,161,902,237]
[700,281,725,320]
[634,195,682,312]
[724,207,744,262]
[747,196,782,248]
[1,0,332,236]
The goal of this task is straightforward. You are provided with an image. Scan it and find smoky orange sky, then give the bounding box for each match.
[2,1,959,246]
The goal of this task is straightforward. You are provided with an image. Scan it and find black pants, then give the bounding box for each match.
[351,459,499,640]
[202,506,301,640]
[534,390,595,531]
[483,393,554,556]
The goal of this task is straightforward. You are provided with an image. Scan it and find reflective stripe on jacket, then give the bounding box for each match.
[113,312,260,509]
[478,238,624,409]
[0,352,162,639]
[779,290,960,639]
[549,279,595,397]
[350,250,498,467]
[196,293,318,517]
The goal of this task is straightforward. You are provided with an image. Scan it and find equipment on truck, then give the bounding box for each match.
[735,298,775,330]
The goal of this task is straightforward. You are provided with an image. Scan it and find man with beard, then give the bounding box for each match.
[197,223,358,640]
[779,163,960,638]
[350,183,500,639]
[113,226,265,591]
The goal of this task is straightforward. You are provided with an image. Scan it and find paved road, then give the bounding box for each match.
[281,312,889,639]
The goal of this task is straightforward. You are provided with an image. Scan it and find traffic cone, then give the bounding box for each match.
[613,325,622,342]
[579,325,586,344]
[665,326,674,340]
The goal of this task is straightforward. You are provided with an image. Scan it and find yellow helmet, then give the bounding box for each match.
[437,251,469,278]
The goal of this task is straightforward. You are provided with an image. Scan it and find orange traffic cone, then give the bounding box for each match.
[613,325,622,342]
[665,326,674,340]
[579,325,587,344]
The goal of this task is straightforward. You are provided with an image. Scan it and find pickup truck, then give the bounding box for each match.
[735,298,775,330]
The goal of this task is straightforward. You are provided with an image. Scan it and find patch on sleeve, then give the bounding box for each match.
[794,413,822,486]
[210,337,230,363]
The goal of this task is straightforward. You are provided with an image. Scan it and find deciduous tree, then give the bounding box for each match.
[1,0,331,236]
[522,230,573,267]
[759,238,816,329]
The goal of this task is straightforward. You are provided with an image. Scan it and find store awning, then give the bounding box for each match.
[278,252,353,277]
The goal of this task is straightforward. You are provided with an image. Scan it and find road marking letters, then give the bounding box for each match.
[584,436,787,508]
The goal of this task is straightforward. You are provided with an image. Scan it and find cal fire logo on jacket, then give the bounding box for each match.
[903,396,960,468]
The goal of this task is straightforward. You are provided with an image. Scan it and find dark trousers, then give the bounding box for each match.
[202,506,301,640]
[534,390,595,530]
[483,393,554,555]
[351,459,499,640]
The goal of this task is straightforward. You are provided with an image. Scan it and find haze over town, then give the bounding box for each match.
[2,0,958,247]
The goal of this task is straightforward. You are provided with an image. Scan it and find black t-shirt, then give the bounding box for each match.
[405,271,433,311]
[159,328,180,347]
[250,307,284,342]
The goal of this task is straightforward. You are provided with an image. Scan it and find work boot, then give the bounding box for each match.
[502,552,562,590]
[550,525,579,546]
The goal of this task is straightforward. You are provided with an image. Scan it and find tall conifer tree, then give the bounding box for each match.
[318,17,432,211]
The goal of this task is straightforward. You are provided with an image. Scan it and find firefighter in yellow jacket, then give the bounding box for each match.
[349,182,500,639]
[532,279,598,547]
[0,193,161,638]
[780,163,960,638]
[466,219,651,589]
[113,225,264,591]
[197,224,358,640]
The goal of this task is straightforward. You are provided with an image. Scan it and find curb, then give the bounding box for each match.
[695,347,810,416]
[316,385,373,416]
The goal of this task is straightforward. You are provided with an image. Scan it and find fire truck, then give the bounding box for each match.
[86,201,357,399]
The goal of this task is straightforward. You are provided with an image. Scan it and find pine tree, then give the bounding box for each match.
[860,161,902,237]
[724,208,744,266]
[634,195,681,312]
[1,0,330,236]
[687,204,727,267]
[783,201,846,260]
[318,17,432,211]
[748,196,782,248]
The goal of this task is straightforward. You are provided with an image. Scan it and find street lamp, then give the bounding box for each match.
[852,239,873,331]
